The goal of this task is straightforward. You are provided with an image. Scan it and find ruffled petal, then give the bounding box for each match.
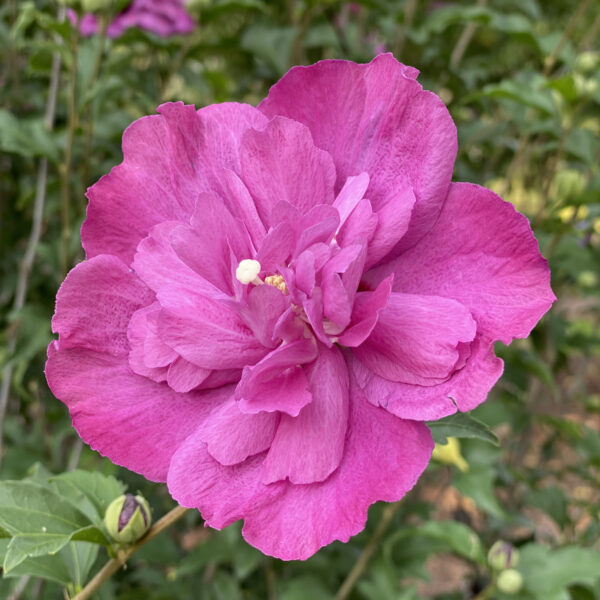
[52,255,154,357]
[236,339,318,416]
[259,54,457,259]
[351,335,503,420]
[263,345,349,484]
[157,286,268,370]
[46,344,227,481]
[168,367,432,560]
[201,398,279,466]
[354,292,476,385]
[368,183,556,344]
[83,102,267,263]
[240,116,337,225]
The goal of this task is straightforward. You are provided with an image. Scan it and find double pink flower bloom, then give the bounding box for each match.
[46,55,554,560]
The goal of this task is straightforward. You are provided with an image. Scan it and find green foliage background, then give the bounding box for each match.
[1,0,599,598]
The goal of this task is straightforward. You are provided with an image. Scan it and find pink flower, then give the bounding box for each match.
[46,55,554,560]
[67,0,195,38]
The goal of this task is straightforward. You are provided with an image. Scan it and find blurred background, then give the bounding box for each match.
[0,0,599,598]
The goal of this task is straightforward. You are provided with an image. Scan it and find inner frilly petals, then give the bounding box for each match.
[236,338,318,416]
[255,222,294,272]
[337,199,378,249]
[167,357,211,393]
[127,304,169,383]
[354,292,476,386]
[241,284,289,348]
[240,116,337,227]
[333,172,370,228]
[263,345,349,485]
[365,182,416,268]
[200,398,279,466]
[171,193,253,295]
[133,221,224,299]
[336,275,393,347]
[273,307,306,342]
[294,205,339,257]
[321,273,352,331]
[294,251,316,296]
[303,289,333,347]
[157,285,268,370]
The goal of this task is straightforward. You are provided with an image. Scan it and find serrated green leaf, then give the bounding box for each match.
[428,413,499,446]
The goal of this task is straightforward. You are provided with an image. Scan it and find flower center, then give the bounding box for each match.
[265,274,288,294]
[235,259,288,294]
[235,259,262,285]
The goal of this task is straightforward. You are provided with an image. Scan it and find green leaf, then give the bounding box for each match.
[1,542,99,587]
[519,544,600,597]
[428,413,499,446]
[50,470,126,525]
[241,24,298,76]
[416,521,486,564]
[0,481,108,573]
[0,109,59,161]
[454,465,507,519]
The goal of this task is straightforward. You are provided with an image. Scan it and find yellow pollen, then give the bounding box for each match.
[265,274,288,294]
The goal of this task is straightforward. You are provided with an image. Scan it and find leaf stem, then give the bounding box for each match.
[335,502,402,600]
[71,505,189,600]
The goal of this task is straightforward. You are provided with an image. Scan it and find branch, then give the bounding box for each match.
[72,505,189,600]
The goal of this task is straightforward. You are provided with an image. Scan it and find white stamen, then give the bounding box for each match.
[236,259,262,285]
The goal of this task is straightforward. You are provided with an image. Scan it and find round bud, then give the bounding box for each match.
[104,494,151,544]
[488,541,519,571]
[497,569,524,595]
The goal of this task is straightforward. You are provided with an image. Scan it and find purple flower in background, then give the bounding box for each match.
[46,55,554,560]
[68,0,195,38]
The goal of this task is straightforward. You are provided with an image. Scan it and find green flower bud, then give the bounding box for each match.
[497,569,524,595]
[488,541,519,571]
[104,494,151,544]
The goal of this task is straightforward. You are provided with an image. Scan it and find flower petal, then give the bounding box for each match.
[83,102,266,263]
[240,116,337,225]
[353,292,476,385]
[263,345,349,484]
[157,286,268,370]
[259,54,457,258]
[52,255,154,357]
[351,335,504,420]
[236,339,318,416]
[201,399,279,466]
[167,368,432,561]
[46,344,226,481]
[368,182,556,344]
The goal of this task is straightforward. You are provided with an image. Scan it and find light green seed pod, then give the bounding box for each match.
[497,569,524,595]
[104,494,151,544]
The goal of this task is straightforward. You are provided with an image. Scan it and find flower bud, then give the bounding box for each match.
[488,541,519,571]
[104,494,151,544]
[432,437,469,472]
[497,569,523,595]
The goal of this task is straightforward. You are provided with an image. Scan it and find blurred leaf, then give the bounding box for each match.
[0,109,59,161]
[241,23,297,76]
[428,413,499,446]
[519,544,600,597]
